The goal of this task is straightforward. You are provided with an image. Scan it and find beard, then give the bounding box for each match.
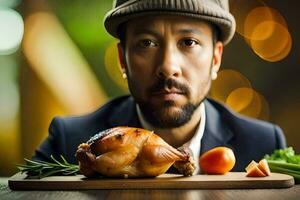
[138,99,201,128]
[128,77,207,129]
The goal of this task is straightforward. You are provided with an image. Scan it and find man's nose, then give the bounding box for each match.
[156,45,182,79]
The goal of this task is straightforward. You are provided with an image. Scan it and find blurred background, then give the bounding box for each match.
[0,0,299,176]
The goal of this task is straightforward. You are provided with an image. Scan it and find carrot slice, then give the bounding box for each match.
[258,159,271,176]
[246,165,266,177]
[245,160,258,173]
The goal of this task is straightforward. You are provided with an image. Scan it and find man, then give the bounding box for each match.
[33,0,286,173]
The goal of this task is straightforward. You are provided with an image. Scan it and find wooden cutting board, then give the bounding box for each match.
[8,172,294,190]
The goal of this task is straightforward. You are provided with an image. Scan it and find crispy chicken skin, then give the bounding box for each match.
[76,127,196,178]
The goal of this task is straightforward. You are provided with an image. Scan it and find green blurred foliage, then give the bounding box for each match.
[49,0,126,97]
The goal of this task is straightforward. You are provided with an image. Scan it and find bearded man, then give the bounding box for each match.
[33,0,286,173]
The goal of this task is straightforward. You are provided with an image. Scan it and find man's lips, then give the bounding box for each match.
[151,89,186,101]
[151,89,185,96]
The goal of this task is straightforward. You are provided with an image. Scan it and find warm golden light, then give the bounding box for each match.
[241,6,292,62]
[210,70,252,103]
[239,92,262,119]
[23,12,107,114]
[250,21,292,62]
[104,41,128,91]
[230,0,267,38]
[231,1,292,62]
[226,87,255,113]
[225,87,269,120]
[226,87,261,118]
[244,7,287,41]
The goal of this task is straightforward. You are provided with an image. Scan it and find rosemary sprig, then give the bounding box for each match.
[17,155,80,178]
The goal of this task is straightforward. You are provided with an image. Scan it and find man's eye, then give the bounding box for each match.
[181,39,199,47]
[138,39,157,47]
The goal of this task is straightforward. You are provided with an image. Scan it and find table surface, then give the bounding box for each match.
[1,177,300,200]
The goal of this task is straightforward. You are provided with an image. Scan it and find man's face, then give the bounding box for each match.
[118,15,223,128]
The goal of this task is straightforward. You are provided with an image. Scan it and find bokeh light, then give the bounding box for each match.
[249,21,292,62]
[225,87,270,120]
[230,1,292,62]
[210,70,270,120]
[210,69,252,103]
[230,0,267,39]
[226,88,259,118]
[236,89,261,119]
[0,8,24,55]
[104,41,128,91]
[225,87,255,113]
[244,6,287,41]
[225,87,269,120]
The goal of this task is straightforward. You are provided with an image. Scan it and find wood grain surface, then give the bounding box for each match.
[8,172,294,190]
[1,177,300,200]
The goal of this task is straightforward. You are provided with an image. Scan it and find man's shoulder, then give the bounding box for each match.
[205,98,280,134]
[205,98,286,167]
[52,95,135,134]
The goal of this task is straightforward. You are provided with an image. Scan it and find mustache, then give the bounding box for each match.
[148,78,190,95]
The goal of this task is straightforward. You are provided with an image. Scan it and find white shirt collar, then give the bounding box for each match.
[136,103,206,174]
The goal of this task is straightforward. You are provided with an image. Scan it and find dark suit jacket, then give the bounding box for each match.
[33,95,286,171]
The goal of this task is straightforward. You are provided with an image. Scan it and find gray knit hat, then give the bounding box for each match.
[104,0,236,45]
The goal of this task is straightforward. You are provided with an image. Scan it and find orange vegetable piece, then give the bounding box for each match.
[245,160,258,173]
[245,159,271,177]
[246,165,266,177]
[199,147,236,174]
[258,159,271,176]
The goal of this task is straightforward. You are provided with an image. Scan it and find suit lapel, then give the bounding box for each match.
[201,99,235,154]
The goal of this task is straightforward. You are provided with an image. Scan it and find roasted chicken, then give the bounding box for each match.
[76,127,196,178]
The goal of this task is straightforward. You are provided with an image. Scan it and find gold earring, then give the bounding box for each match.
[122,73,127,79]
[211,71,218,80]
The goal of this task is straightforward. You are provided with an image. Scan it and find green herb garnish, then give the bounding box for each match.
[264,147,300,181]
[17,155,79,178]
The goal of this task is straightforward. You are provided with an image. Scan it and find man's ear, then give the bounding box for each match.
[211,41,223,79]
[117,42,126,72]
